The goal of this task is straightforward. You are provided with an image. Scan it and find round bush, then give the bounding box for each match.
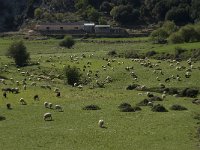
[83,105,101,110]
[118,103,135,112]
[126,84,139,90]
[170,104,187,111]
[59,36,75,48]
[151,104,168,112]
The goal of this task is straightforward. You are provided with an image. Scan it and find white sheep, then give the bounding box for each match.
[147,101,153,107]
[43,112,52,121]
[44,102,49,108]
[98,120,104,128]
[49,103,53,109]
[19,98,27,105]
[55,105,63,112]
[31,82,36,86]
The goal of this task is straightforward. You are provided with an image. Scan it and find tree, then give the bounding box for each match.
[64,65,81,86]
[59,36,75,48]
[7,41,30,67]
[34,8,43,19]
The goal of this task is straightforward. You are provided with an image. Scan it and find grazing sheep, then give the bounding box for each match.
[34,95,39,101]
[44,102,49,108]
[23,85,27,90]
[6,103,11,109]
[31,82,36,86]
[11,88,19,94]
[16,81,20,86]
[55,105,63,112]
[43,113,52,121]
[56,92,61,97]
[54,88,60,93]
[49,103,53,109]
[147,101,153,107]
[19,98,27,105]
[3,92,7,98]
[98,120,104,128]
[77,85,83,90]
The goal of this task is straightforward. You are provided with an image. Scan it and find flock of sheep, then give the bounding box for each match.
[0,51,199,129]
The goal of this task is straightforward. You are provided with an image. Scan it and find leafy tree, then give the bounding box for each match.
[7,41,30,67]
[59,36,75,48]
[64,65,81,86]
[165,7,191,24]
[34,8,43,19]
[86,7,100,22]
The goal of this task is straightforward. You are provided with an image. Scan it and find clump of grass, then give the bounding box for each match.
[118,103,135,112]
[170,104,187,111]
[83,105,101,110]
[151,104,168,112]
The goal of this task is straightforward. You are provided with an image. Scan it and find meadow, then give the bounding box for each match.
[0,36,200,150]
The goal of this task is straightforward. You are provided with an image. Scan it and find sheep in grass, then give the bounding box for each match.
[49,103,53,109]
[6,103,11,109]
[55,105,63,112]
[98,120,104,128]
[44,102,49,108]
[19,98,27,105]
[56,92,61,97]
[23,85,27,90]
[43,113,52,121]
[147,101,153,107]
[31,82,36,86]
[34,95,39,101]
[3,92,7,98]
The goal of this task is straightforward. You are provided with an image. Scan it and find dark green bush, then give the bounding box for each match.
[64,65,81,86]
[83,105,101,110]
[118,103,135,112]
[180,88,199,98]
[59,36,75,48]
[108,50,117,56]
[126,84,139,90]
[168,32,184,43]
[151,104,168,112]
[170,104,187,111]
[6,41,30,67]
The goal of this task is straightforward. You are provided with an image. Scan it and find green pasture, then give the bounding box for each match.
[0,37,200,150]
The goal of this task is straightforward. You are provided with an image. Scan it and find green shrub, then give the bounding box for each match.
[108,50,117,56]
[168,32,184,43]
[150,28,169,43]
[170,104,187,111]
[179,25,198,42]
[118,103,135,112]
[64,65,81,86]
[59,36,75,48]
[151,104,168,112]
[83,105,101,110]
[6,41,30,67]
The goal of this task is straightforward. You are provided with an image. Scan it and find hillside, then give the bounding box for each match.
[0,0,200,32]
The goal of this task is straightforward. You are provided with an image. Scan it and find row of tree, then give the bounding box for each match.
[0,0,200,31]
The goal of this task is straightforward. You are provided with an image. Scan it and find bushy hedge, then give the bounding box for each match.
[59,36,75,48]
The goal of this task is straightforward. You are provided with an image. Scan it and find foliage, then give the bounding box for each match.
[83,104,101,110]
[64,65,81,86]
[170,104,187,111]
[151,104,168,112]
[59,36,75,48]
[6,41,30,67]
[118,103,135,112]
[34,8,43,19]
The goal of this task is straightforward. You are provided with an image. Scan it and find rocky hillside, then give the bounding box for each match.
[0,0,200,32]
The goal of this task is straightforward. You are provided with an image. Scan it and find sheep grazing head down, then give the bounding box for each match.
[98,120,104,128]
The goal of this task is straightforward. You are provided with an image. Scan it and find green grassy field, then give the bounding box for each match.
[0,37,200,150]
